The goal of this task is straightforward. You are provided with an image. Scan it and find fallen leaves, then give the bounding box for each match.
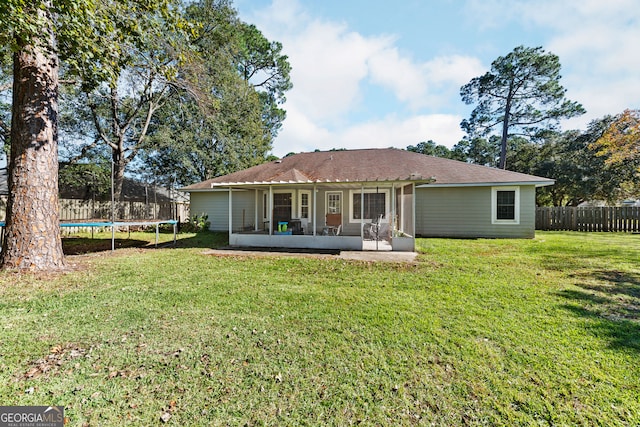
[19,343,87,380]
[160,400,178,423]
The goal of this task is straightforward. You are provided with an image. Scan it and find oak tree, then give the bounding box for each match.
[139,0,291,186]
[591,109,640,167]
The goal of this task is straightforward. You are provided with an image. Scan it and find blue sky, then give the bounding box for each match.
[235,0,640,157]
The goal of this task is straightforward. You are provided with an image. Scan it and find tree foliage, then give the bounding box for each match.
[0,0,185,270]
[235,21,292,140]
[56,0,291,191]
[137,0,291,186]
[507,119,640,206]
[59,162,111,200]
[591,109,640,167]
[406,140,457,159]
[460,45,585,169]
[55,0,195,201]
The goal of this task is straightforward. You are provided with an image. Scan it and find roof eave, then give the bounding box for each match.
[418,180,555,188]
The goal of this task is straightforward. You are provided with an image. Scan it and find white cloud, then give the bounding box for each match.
[367,46,428,108]
[243,0,478,156]
[336,114,465,150]
[272,110,465,157]
[249,0,394,122]
[239,0,639,157]
[465,0,640,127]
[284,21,392,122]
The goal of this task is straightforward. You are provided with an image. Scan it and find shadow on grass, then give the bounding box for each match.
[62,232,229,255]
[173,231,228,249]
[558,269,640,352]
[62,238,150,255]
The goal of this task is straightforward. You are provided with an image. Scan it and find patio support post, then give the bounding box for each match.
[312,184,317,236]
[254,189,259,231]
[360,184,364,240]
[411,183,416,237]
[228,187,233,237]
[400,185,405,232]
[269,185,273,236]
[392,184,396,236]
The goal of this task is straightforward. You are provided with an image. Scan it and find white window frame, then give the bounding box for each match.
[298,190,311,219]
[491,186,520,225]
[349,189,390,224]
[326,191,342,214]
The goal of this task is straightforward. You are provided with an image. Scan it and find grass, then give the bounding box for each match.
[0,231,639,425]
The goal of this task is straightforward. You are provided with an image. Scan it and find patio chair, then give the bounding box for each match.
[364,214,384,240]
[324,213,342,236]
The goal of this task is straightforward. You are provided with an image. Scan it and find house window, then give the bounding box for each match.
[496,191,515,219]
[299,190,310,219]
[349,189,389,222]
[273,192,292,219]
[491,187,520,224]
[327,192,342,214]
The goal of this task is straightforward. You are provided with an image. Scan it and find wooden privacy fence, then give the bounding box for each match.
[536,206,640,232]
[58,199,178,221]
[0,197,190,223]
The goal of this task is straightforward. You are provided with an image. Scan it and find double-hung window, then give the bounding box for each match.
[491,187,520,224]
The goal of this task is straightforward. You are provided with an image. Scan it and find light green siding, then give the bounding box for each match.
[190,184,538,238]
[415,186,536,238]
[189,191,229,231]
[190,190,256,232]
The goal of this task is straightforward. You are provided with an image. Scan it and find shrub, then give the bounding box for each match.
[181,213,210,232]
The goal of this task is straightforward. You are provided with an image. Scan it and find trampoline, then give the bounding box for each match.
[0,219,178,251]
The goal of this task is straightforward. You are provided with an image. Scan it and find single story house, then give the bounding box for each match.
[181,148,554,251]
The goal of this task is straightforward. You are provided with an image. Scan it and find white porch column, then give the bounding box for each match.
[392,184,396,235]
[411,183,416,237]
[400,184,405,232]
[254,189,259,231]
[268,185,273,236]
[228,187,233,236]
[360,184,364,239]
[312,184,317,236]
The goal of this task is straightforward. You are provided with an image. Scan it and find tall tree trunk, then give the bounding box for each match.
[1,6,65,271]
[112,150,126,217]
[499,82,515,170]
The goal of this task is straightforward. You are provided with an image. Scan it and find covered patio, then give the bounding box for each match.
[220,180,418,252]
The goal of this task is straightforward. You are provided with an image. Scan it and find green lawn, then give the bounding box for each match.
[1,231,639,425]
